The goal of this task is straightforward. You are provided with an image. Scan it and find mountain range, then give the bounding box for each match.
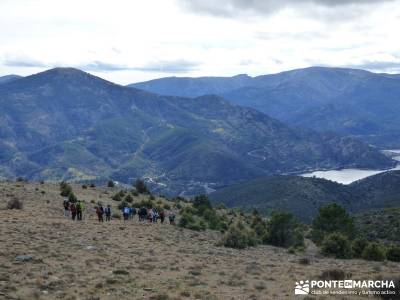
[0,68,394,195]
[130,67,400,148]
[210,170,400,222]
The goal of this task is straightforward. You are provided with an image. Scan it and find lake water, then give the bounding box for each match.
[300,150,400,184]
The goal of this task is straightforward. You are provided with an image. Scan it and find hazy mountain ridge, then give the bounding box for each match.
[0,68,394,195]
[130,67,400,147]
[210,170,400,222]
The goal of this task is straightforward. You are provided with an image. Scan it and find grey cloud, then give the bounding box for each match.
[178,0,395,17]
[3,57,48,68]
[135,60,200,73]
[79,59,200,73]
[346,60,400,72]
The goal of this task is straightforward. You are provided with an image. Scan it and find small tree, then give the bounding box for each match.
[7,198,23,210]
[321,233,352,259]
[125,194,133,203]
[362,242,386,261]
[60,182,73,197]
[222,222,258,249]
[135,179,149,194]
[263,212,304,249]
[386,245,400,262]
[107,180,115,188]
[311,203,355,244]
[351,238,369,258]
[192,194,212,215]
[68,192,77,203]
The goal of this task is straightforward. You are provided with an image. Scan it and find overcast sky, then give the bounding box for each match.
[1,0,400,84]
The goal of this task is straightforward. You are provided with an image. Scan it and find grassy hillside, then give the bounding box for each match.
[1,181,399,299]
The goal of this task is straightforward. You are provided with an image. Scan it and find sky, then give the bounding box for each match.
[0,0,400,84]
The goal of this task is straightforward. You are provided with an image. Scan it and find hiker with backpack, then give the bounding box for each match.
[63,199,70,217]
[70,202,77,221]
[96,204,104,222]
[168,212,176,225]
[123,206,130,221]
[105,205,111,221]
[159,210,165,224]
[76,201,83,221]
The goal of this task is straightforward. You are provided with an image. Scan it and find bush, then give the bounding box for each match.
[311,203,355,244]
[193,194,212,215]
[263,212,304,248]
[60,182,73,197]
[222,222,258,249]
[351,238,369,258]
[107,180,115,188]
[149,195,155,201]
[135,179,149,194]
[163,204,171,210]
[89,183,96,188]
[81,184,87,189]
[386,245,400,262]
[321,233,352,259]
[7,198,23,210]
[68,192,77,203]
[125,194,133,203]
[362,242,386,261]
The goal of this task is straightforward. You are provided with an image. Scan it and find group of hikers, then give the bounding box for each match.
[63,199,176,225]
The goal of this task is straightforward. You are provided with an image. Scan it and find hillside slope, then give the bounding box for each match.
[0,68,393,196]
[1,181,398,299]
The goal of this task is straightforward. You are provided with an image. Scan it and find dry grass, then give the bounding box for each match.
[0,181,399,299]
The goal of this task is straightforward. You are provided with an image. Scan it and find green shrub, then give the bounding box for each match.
[351,238,369,258]
[193,194,212,213]
[222,222,258,249]
[60,182,72,197]
[163,203,171,210]
[81,184,87,189]
[362,242,386,261]
[321,233,352,259]
[311,203,355,244]
[125,194,133,203]
[135,179,149,194]
[68,192,77,203]
[263,212,304,248]
[386,245,400,262]
[107,180,115,188]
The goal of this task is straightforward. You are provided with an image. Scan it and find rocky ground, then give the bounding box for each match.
[0,181,399,300]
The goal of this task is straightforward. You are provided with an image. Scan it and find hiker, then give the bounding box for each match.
[63,199,70,217]
[70,202,77,221]
[76,201,83,221]
[159,210,165,224]
[152,208,158,223]
[123,206,130,221]
[96,204,104,222]
[168,212,176,225]
[148,209,154,223]
[139,207,147,221]
[131,207,137,219]
[105,205,111,222]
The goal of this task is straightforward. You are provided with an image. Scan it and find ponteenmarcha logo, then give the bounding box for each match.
[295,280,310,294]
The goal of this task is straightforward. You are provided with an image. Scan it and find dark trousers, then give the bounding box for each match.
[77,211,82,220]
[105,214,111,221]
[72,213,77,220]
[98,214,104,222]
